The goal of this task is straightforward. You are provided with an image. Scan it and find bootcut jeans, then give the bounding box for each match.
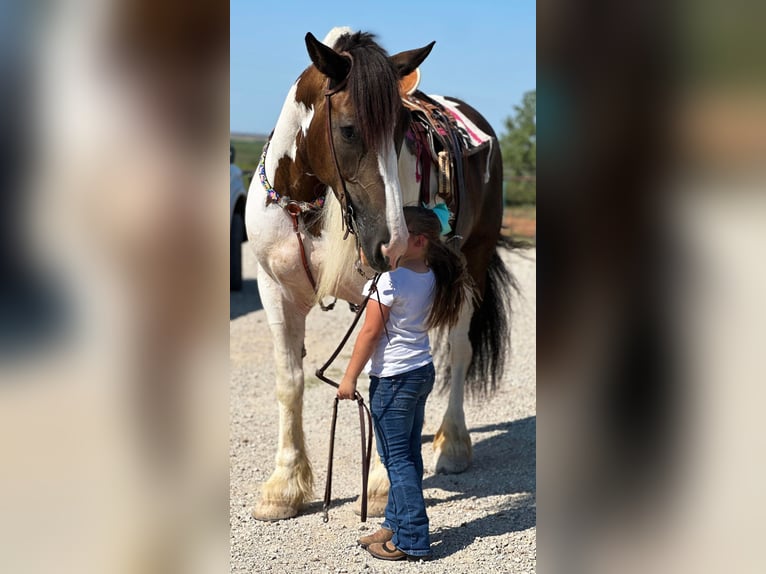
[369,362,435,557]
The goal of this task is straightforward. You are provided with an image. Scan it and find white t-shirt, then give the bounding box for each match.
[364,268,435,377]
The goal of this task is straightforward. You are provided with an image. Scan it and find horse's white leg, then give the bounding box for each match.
[433,306,473,474]
[253,273,313,521]
[354,448,389,517]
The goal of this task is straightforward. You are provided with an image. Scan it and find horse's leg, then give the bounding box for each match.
[253,273,313,521]
[354,448,389,517]
[433,306,473,474]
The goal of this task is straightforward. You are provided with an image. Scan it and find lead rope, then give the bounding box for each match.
[315,273,381,523]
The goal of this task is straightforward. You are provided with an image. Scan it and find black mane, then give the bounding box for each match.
[332,32,400,153]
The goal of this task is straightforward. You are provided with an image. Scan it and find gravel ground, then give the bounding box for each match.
[230,245,536,573]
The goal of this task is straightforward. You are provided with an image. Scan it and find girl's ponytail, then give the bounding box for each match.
[403,206,474,329]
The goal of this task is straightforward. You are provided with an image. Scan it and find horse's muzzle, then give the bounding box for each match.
[380,237,407,271]
[367,242,390,272]
[358,220,407,272]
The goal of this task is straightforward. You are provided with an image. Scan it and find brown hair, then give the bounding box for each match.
[403,206,474,329]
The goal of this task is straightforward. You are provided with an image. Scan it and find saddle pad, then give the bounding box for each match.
[427,95,493,150]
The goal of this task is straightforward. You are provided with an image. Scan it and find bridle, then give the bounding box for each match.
[323,53,358,242]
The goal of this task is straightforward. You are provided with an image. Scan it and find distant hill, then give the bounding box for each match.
[230,132,268,142]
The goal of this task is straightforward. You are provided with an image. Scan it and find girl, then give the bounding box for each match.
[337,205,472,561]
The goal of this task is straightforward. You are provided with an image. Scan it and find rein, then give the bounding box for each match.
[315,273,381,523]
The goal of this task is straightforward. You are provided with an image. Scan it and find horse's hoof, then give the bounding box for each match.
[353,495,387,517]
[433,449,471,474]
[432,427,473,474]
[252,501,300,521]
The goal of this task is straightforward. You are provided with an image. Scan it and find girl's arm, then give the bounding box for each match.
[337,303,391,400]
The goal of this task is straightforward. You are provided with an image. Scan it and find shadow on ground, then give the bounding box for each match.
[423,416,536,560]
[231,279,263,320]
[300,496,358,519]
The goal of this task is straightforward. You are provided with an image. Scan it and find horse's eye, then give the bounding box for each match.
[340,126,355,140]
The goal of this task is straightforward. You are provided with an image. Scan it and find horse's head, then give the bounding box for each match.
[299,30,434,271]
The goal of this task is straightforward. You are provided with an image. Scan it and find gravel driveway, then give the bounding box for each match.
[230,245,536,573]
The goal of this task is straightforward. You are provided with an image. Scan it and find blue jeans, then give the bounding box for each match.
[369,362,435,557]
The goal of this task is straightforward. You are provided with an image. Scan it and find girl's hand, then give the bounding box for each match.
[337,377,357,400]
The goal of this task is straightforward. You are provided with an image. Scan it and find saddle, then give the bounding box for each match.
[398,69,492,241]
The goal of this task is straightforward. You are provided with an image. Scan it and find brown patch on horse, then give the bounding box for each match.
[295,67,326,109]
[271,128,326,236]
[272,156,324,236]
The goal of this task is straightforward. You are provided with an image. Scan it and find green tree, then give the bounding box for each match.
[500,90,536,205]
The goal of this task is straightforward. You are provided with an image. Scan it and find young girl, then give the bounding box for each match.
[337,206,472,561]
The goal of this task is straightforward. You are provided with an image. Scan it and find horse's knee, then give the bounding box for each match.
[275,378,304,406]
[451,343,472,370]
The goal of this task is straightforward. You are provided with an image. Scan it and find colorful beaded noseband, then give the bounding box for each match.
[258,139,326,212]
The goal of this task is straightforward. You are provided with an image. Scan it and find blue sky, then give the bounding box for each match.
[230,0,535,137]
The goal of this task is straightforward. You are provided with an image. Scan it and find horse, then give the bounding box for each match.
[245,27,514,521]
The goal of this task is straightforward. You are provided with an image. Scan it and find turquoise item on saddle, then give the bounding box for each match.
[428,203,452,236]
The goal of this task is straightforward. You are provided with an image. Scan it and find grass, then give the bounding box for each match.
[231,137,266,188]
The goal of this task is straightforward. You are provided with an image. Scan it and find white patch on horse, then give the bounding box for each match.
[322,26,355,48]
[300,107,315,138]
[378,139,409,268]
[266,82,314,177]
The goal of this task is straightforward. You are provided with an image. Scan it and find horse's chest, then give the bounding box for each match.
[245,202,320,284]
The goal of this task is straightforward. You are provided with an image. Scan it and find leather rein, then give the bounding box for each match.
[315,273,380,523]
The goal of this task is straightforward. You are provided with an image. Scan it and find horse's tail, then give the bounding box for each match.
[465,237,522,397]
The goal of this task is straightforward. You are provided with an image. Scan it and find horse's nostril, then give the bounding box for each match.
[380,242,396,261]
[375,243,387,262]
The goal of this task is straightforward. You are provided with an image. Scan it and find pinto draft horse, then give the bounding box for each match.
[245,27,514,521]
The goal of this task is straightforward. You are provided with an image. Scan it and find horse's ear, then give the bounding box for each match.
[390,41,436,78]
[305,32,352,84]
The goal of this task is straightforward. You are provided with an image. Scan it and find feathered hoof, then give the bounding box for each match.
[432,425,473,474]
[252,500,300,521]
[353,494,387,517]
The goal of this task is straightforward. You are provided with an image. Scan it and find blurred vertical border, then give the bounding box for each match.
[538,0,766,572]
[0,1,229,573]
